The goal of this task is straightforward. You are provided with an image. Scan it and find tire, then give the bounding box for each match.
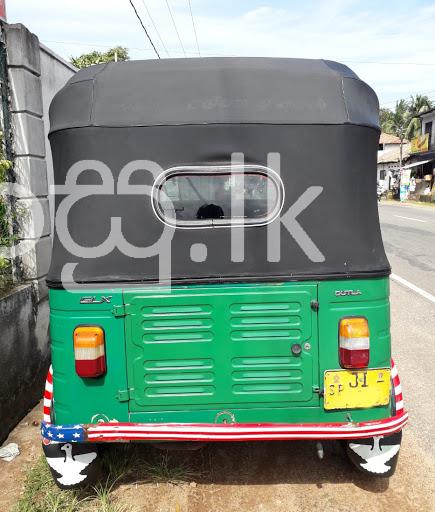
[42,440,103,489]
[345,430,402,478]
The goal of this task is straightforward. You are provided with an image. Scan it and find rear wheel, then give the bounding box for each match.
[345,430,402,477]
[42,440,103,489]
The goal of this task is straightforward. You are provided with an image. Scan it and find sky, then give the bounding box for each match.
[5,0,435,108]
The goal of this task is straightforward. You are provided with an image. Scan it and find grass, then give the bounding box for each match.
[140,451,201,484]
[14,453,130,512]
[14,444,205,512]
[13,456,82,512]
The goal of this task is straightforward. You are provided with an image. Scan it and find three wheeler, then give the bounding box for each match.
[41,57,407,487]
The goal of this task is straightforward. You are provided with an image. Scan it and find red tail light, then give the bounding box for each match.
[73,326,106,377]
[339,317,370,368]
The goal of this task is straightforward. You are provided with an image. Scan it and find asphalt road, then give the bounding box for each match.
[378,201,435,450]
[379,201,435,293]
[378,201,435,506]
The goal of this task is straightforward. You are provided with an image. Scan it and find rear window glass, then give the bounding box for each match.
[153,165,284,227]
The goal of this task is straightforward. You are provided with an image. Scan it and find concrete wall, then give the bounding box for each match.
[0,23,75,441]
[421,111,435,148]
[39,43,76,228]
[4,23,75,294]
[0,284,50,443]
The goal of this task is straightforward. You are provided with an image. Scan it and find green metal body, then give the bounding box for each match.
[50,278,391,426]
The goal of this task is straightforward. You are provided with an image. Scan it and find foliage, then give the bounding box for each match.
[406,94,433,139]
[13,455,129,512]
[389,99,411,141]
[71,47,129,69]
[15,444,206,512]
[379,108,394,132]
[380,95,433,139]
[0,130,13,289]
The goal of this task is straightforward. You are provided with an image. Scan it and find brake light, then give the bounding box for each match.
[339,317,370,368]
[73,326,106,377]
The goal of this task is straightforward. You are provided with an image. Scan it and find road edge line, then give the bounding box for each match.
[391,273,435,304]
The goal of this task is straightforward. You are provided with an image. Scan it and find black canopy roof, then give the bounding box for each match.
[47,58,388,287]
[49,57,379,132]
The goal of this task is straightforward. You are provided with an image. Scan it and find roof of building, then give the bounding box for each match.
[420,107,435,118]
[379,132,402,144]
[378,142,411,163]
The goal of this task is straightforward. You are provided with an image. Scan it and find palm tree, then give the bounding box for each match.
[406,94,433,140]
[389,100,411,170]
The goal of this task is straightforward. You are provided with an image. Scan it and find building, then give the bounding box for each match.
[377,133,410,189]
[406,108,435,200]
[378,132,402,154]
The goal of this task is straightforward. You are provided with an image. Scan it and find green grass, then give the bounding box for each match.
[13,455,129,512]
[140,451,201,484]
[14,444,205,512]
[13,456,82,512]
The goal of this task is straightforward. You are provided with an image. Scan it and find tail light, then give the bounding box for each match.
[339,317,370,368]
[73,326,106,378]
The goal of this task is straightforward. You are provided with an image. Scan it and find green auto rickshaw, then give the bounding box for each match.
[41,57,407,488]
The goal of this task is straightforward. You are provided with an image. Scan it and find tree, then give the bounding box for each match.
[406,94,433,140]
[380,107,394,133]
[71,46,129,69]
[389,100,411,170]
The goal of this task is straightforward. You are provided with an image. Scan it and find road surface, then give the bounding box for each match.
[378,201,435,466]
[379,201,435,294]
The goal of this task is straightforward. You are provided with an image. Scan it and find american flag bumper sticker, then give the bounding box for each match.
[41,423,85,442]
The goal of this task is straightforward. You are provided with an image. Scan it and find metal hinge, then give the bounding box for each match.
[313,386,324,397]
[116,388,134,402]
[112,305,127,317]
[310,300,319,312]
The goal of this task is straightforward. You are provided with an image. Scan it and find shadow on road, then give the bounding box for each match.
[99,440,389,494]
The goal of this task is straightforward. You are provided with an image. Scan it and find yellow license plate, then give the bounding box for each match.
[323,368,391,410]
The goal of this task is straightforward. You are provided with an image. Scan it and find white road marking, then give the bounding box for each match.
[391,273,435,304]
[395,215,426,223]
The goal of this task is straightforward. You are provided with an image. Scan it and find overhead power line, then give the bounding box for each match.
[165,0,186,57]
[346,60,435,66]
[380,89,435,107]
[140,0,170,57]
[187,0,201,57]
[128,0,160,59]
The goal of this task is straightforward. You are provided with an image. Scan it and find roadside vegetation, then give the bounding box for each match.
[0,130,13,293]
[380,94,433,168]
[14,444,205,512]
[70,47,129,69]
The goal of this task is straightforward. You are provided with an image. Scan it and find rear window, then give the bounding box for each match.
[153,165,284,227]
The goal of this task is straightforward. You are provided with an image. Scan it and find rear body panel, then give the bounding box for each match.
[125,283,318,414]
[49,278,391,427]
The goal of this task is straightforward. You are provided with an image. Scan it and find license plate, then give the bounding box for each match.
[323,368,391,410]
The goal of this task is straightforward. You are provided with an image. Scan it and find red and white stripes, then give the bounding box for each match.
[43,365,53,424]
[86,413,408,442]
[391,359,404,414]
[43,359,407,442]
